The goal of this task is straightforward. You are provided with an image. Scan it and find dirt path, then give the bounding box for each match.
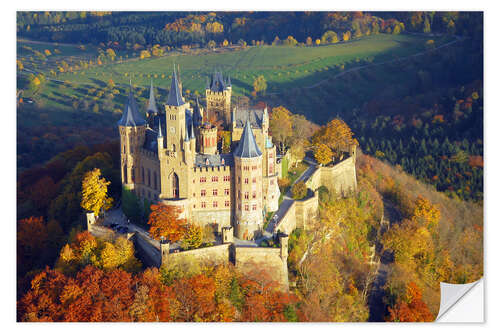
[367,198,402,321]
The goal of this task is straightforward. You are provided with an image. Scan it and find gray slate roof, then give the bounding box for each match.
[209,71,227,92]
[166,68,185,106]
[195,154,234,167]
[147,80,158,114]
[233,119,262,158]
[117,87,147,127]
[234,108,264,128]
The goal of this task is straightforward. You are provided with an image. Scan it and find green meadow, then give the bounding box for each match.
[19,33,452,127]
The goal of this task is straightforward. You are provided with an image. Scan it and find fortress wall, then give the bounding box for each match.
[295,191,319,230]
[306,168,322,192]
[275,201,297,235]
[191,209,232,231]
[234,247,289,290]
[167,243,231,266]
[133,232,161,267]
[88,224,115,241]
[320,155,357,196]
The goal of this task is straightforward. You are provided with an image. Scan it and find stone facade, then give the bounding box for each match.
[118,69,279,241]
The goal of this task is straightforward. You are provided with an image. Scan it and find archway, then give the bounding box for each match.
[172,172,179,198]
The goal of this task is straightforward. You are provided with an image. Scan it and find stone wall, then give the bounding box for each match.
[307,155,357,196]
[234,246,289,290]
[294,191,319,230]
[164,243,231,267]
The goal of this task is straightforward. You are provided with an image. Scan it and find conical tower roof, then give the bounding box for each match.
[166,66,185,106]
[233,118,262,158]
[147,79,158,114]
[117,83,147,127]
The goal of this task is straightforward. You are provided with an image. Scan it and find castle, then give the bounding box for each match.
[118,68,280,240]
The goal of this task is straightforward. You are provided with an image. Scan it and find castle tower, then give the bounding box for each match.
[117,83,147,190]
[198,123,218,155]
[158,66,194,204]
[233,118,263,240]
[206,70,232,128]
[146,79,158,128]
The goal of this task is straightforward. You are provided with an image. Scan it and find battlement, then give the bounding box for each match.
[193,165,231,173]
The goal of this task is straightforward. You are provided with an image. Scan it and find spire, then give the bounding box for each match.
[117,82,147,127]
[233,118,262,158]
[157,119,163,138]
[184,118,190,142]
[210,69,226,92]
[147,79,158,114]
[166,65,184,106]
[190,116,195,139]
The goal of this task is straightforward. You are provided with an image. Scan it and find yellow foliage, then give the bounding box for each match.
[80,168,113,216]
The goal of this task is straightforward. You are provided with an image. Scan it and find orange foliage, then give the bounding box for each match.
[388,282,434,322]
[147,204,186,242]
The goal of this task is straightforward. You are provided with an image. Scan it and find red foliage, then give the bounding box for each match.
[388,282,434,322]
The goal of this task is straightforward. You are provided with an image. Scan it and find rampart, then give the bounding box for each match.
[307,155,357,196]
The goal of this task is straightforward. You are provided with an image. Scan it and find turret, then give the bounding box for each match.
[117,82,147,187]
[233,118,263,240]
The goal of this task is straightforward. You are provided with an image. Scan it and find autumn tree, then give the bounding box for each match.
[182,224,203,250]
[207,40,216,49]
[306,36,313,46]
[388,282,434,322]
[321,30,339,44]
[252,75,267,96]
[81,168,113,216]
[289,140,305,167]
[269,106,293,154]
[148,204,186,242]
[312,118,357,160]
[291,181,307,200]
[314,143,333,165]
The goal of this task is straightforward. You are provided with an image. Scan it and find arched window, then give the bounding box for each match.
[172,173,179,198]
[172,144,176,152]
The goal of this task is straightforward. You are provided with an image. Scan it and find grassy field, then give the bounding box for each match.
[19,34,450,115]
[53,34,441,94]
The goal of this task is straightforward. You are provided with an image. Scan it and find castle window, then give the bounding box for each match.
[238,191,241,199]
[252,177,256,183]
[238,204,241,210]
[193,179,195,183]
[225,201,230,207]
[238,177,241,184]
[212,176,218,182]
[193,204,196,208]
[224,189,229,196]
[221,158,225,165]
[201,202,206,208]
[213,201,218,208]
[252,192,256,199]
[252,165,257,170]
[244,192,249,199]
[252,204,257,211]
[201,189,206,197]
[206,159,210,165]
[223,176,230,182]
[200,177,206,183]
[244,178,248,184]
[245,205,249,211]
[213,189,218,196]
